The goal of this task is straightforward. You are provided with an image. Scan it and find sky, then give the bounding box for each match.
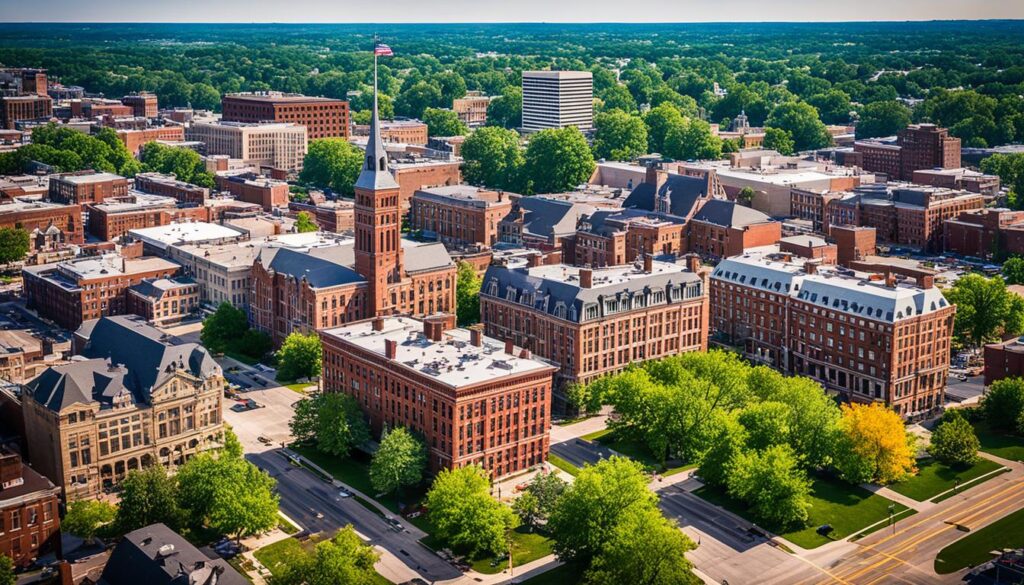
[1,0,1023,23]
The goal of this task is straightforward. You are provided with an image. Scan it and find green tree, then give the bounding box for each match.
[370,427,427,496]
[1004,257,1024,285]
[698,414,747,489]
[177,453,279,541]
[276,332,321,382]
[460,126,523,191]
[295,211,318,233]
[583,506,699,585]
[524,127,596,194]
[945,274,1024,348]
[116,465,182,532]
[425,465,518,557]
[63,500,117,543]
[396,81,443,119]
[564,381,601,415]
[599,84,638,114]
[521,471,566,527]
[737,186,756,206]
[833,403,917,485]
[856,100,912,139]
[200,302,249,354]
[762,127,796,155]
[275,526,381,585]
[664,118,722,161]
[300,139,364,196]
[727,444,812,528]
[139,141,213,186]
[981,153,1024,209]
[487,86,522,129]
[738,401,792,451]
[747,369,841,469]
[455,260,482,326]
[548,457,655,563]
[422,107,469,136]
[643,103,685,154]
[512,492,542,530]
[290,392,371,457]
[807,89,853,125]
[431,71,468,105]
[592,110,648,161]
[981,377,1024,433]
[929,411,980,466]
[189,83,221,110]
[0,227,30,265]
[765,101,832,151]
[0,554,12,585]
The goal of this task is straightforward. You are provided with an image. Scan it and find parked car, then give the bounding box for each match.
[257,435,272,445]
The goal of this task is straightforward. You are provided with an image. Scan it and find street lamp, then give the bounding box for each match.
[888,503,896,535]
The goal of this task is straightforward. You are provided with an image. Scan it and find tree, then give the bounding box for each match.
[929,410,980,466]
[564,381,601,415]
[431,71,468,105]
[762,127,795,156]
[583,507,699,585]
[738,401,792,451]
[599,84,638,114]
[290,392,371,457]
[370,427,427,496]
[461,126,523,191]
[455,261,482,326]
[512,491,542,531]
[592,110,648,161]
[698,414,747,488]
[116,465,182,532]
[1005,257,1024,285]
[0,554,12,585]
[548,457,655,563]
[981,153,1024,209]
[765,101,832,151]
[833,403,917,485]
[422,107,469,137]
[643,103,685,154]
[945,274,1024,348]
[0,227,30,265]
[295,211,318,233]
[139,141,213,186]
[856,100,912,139]
[524,127,596,194]
[981,377,1024,433]
[521,471,565,527]
[663,118,722,161]
[63,500,117,543]
[396,81,443,119]
[747,369,841,469]
[727,444,812,528]
[425,465,517,557]
[737,186,756,206]
[808,90,853,125]
[487,86,522,129]
[276,332,321,382]
[177,453,279,541]
[200,302,249,354]
[275,526,381,585]
[299,139,364,196]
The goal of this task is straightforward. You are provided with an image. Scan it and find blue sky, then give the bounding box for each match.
[1,0,1022,23]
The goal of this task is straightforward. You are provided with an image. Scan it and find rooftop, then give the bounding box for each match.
[129,222,245,250]
[98,523,247,585]
[90,192,177,213]
[54,172,124,185]
[321,316,555,389]
[0,199,76,214]
[224,91,343,103]
[522,70,593,80]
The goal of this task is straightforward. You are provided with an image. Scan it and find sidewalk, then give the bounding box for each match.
[549,412,609,443]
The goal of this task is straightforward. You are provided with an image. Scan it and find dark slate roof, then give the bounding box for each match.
[128,277,196,302]
[26,316,220,413]
[257,240,452,285]
[98,523,247,585]
[691,200,773,229]
[579,208,686,235]
[623,174,710,218]
[513,197,596,239]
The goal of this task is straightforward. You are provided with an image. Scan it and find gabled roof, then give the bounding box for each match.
[27,359,129,412]
[512,197,596,239]
[623,173,711,218]
[99,523,247,585]
[257,246,365,288]
[691,199,773,229]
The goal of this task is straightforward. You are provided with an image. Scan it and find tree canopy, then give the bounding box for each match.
[370,427,427,496]
[460,126,524,192]
[523,127,596,194]
[455,260,482,326]
[945,274,1024,348]
[299,138,365,196]
[833,403,917,485]
[592,110,648,161]
[425,465,517,557]
[423,107,469,137]
[139,141,214,188]
[290,392,371,457]
[276,332,322,382]
[0,228,30,265]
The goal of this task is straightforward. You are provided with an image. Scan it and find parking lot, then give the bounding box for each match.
[222,381,301,453]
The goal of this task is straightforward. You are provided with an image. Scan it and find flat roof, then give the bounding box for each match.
[91,191,177,213]
[0,199,74,214]
[129,222,244,249]
[321,316,554,389]
[224,92,342,103]
[55,172,124,185]
[522,70,593,80]
[527,259,691,291]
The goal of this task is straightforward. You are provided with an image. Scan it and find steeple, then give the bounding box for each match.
[355,48,400,191]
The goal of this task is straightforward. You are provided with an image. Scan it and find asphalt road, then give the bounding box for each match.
[945,375,986,403]
[249,450,463,582]
[548,437,615,468]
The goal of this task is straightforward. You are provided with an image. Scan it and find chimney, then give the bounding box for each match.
[643,254,653,274]
[919,274,935,289]
[804,261,817,275]
[579,267,593,289]
[505,339,515,355]
[519,348,532,360]
[686,254,701,274]
[545,250,562,265]
[497,190,504,202]
[385,338,397,360]
[372,316,385,331]
[423,318,444,342]
[469,327,483,347]
[886,274,897,288]
[527,253,542,268]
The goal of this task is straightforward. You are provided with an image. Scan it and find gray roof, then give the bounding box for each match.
[99,523,247,585]
[691,200,773,229]
[256,240,453,286]
[623,173,711,218]
[511,197,596,239]
[355,66,400,191]
[27,316,219,413]
[580,208,686,236]
[482,260,703,323]
[129,277,195,301]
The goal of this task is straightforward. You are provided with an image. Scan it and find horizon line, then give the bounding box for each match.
[2,18,1023,25]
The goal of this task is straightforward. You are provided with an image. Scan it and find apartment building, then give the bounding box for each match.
[186,121,308,173]
[121,93,158,118]
[321,315,556,478]
[575,209,686,268]
[521,71,593,132]
[48,171,129,206]
[126,277,200,326]
[854,124,961,181]
[686,200,781,260]
[221,92,348,140]
[0,450,61,567]
[453,92,490,127]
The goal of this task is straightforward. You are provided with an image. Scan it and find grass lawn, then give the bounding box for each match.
[935,506,1024,574]
[546,453,580,477]
[278,513,300,535]
[280,382,313,394]
[973,421,1024,462]
[695,476,912,550]
[582,427,694,476]
[470,527,555,574]
[519,562,584,585]
[224,350,258,365]
[253,536,391,583]
[888,458,1003,502]
[291,444,426,514]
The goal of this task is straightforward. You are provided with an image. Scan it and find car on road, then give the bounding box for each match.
[384,516,403,531]
[338,488,352,498]
[257,435,272,445]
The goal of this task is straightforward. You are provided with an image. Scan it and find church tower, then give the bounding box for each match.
[354,51,404,317]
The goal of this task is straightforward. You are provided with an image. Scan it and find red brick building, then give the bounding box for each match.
[121,93,158,118]
[23,254,180,329]
[481,255,709,405]
[321,315,556,478]
[790,188,847,233]
[984,338,1024,387]
[134,172,209,205]
[686,200,781,260]
[287,200,355,233]
[854,124,961,181]
[85,193,191,241]
[912,168,1001,197]
[710,252,955,418]
[48,171,128,206]
[574,209,686,268]
[832,225,877,266]
[0,95,52,129]
[390,160,463,211]
[0,450,61,568]
[779,235,838,264]
[410,185,512,247]
[221,92,349,140]
[944,208,1024,260]
[127,277,200,326]
[0,200,83,250]
[215,174,288,211]
[116,127,186,155]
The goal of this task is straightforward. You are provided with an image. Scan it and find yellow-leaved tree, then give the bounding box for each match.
[834,403,917,485]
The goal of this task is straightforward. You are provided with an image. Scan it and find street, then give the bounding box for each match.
[548,437,615,469]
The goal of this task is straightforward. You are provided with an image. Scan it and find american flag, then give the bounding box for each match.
[374,43,394,56]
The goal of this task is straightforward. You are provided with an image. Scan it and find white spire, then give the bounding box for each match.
[355,39,399,191]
